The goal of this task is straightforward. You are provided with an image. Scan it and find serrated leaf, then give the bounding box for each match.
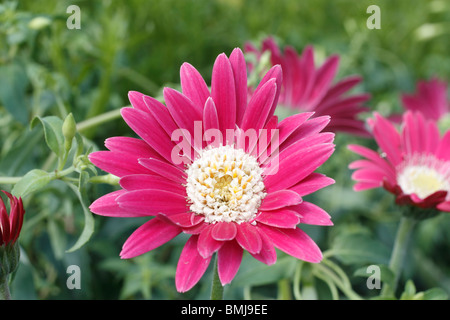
[11,169,53,198]
[31,115,64,157]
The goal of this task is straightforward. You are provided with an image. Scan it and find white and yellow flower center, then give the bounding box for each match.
[185,145,266,224]
[397,154,450,200]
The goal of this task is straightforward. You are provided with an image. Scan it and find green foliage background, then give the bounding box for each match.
[0,0,449,299]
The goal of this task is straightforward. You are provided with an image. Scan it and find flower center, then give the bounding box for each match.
[185,145,266,224]
[397,154,450,200]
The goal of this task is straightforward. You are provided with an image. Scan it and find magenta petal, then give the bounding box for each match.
[211,222,237,241]
[203,97,220,133]
[235,222,262,254]
[259,190,302,211]
[229,48,248,126]
[240,78,277,132]
[437,130,450,160]
[198,225,224,258]
[165,212,204,228]
[180,62,210,112]
[119,174,185,193]
[217,240,243,285]
[211,53,236,135]
[121,107,177,164]
[89,151,143,178]
[117,189,188,216]
[307,55,339,107]
[120,217,181,259]
[256,209,300,228]
[89,190,146,217]
[289,173,335,196]
[255,64,283,121]
[105,136,164,161]
[142,95,180,138]
[250,228,277,265]
[258,225,322,263]
[128,91,148,112]
[277,112,314,146]
[292,202,333,226]
[138,158,187,184]
[176,235,212,293]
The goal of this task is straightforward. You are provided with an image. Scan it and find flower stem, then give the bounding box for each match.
[0,275,11,300]
[76,108,125,133]
[210,255,223,300]
[382,216,417,298]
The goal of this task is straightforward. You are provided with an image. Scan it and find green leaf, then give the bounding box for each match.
[65,177,95,253]
[11,169,53,198]
[30,115,65,157]
[330,232,391,266]
[422,288,449,300]
[0,63,29,124]
[232,254,297,287]
[354,264,395,289]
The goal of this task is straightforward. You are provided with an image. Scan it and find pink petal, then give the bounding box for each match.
[163,87,202,144]
[256,209,300,228]
[289,173,335,196]
[250,228,277,265]
[235,222,262,254]
[89,151,152,177]
[229,48,248,126]
[437,130,450,160]
[105,136,164,161]
[138,158,187,184]
[142,95,180,138]
[291,202,333,226]
[370,113,402,166]
[89,190,145,217]
[120,217,181,259]
[117,189,188,216]
[175,235,212,293]
[198,224,224,258]
[211,53,236,135]
[180,62,210,112]
[277,112,314,146]
[217,240,243,285]
[121,107,177,164]
[128,91,149,112]
[255,65,283,121]
[306,55,339,108]
[211,222,237,241]
[203,97,220,133]
[164,212,204,228]
[264,136,335,192]
[258,225,322,263]
[259,190,302,211]
[119,174,185,193]
[240,78,277,133]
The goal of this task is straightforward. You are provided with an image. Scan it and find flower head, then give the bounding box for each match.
[401,77,449,122]
[0,191,25,278]
[348,111,450,214]
[245,37,371,137]
[89,48,335,292]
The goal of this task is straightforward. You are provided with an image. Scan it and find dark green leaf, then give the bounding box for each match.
[30,116,64,157]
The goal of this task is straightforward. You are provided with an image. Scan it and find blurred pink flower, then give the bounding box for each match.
[245,37,371,137]
[348,111,450,212]
[400,77,449,121]
[89,48,335,292]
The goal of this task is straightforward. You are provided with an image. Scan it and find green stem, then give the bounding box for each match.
[76,108,125,133]
[0,177,21,185]
[0,275,11,300]
[210,255,223,300]
[382,216,417,297]
[277,279,292,300]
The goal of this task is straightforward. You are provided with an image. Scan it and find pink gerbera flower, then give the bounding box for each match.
[348,111,450,213]
[245,37,371,137]
[401,77,449,121]
[89,48,335,293]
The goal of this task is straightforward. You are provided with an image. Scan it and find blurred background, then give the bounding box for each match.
[0,0,449,299]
